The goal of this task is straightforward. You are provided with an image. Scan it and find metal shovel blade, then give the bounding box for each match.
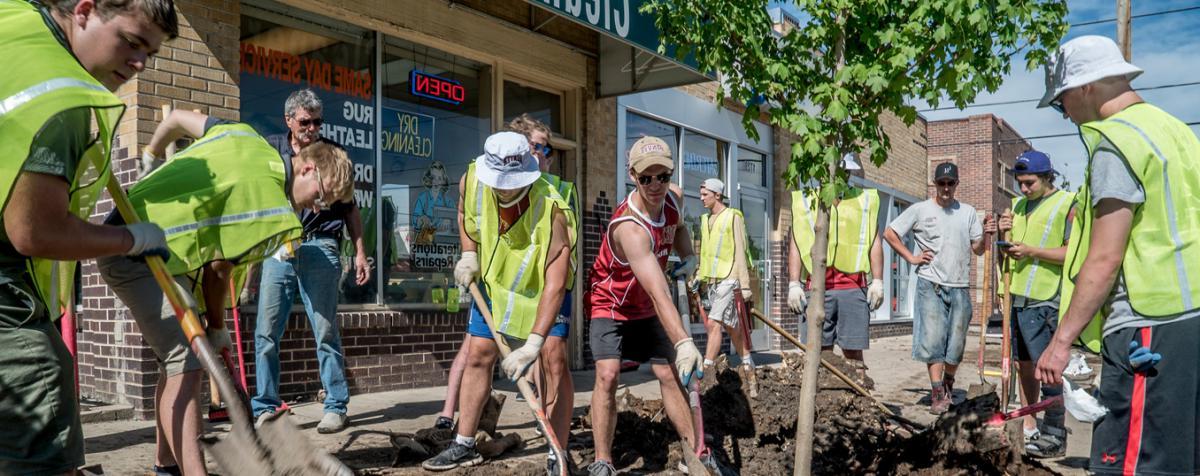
[202,411,354,476]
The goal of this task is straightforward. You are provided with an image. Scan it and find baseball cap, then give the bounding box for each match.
[475,131,541,190]
[628,136,674,174]
[934,162,958,182]
[1039,35,1143,108]
[701,178,725,195]
[1013,150,1055,175]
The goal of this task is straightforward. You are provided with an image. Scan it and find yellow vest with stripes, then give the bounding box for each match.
[698,207,746,280]
[791,188,879,275]
[0,0,125,313]
[542,173,577,291]
[1008,189,1074,301]
[463,164,575,338]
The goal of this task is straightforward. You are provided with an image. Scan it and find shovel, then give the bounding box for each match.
[467,283,570,476]
[106,176,352,476]
[679,283,722,476]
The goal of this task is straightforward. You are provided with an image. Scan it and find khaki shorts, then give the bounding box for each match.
[706,277,740,328]
[97,255,202,376]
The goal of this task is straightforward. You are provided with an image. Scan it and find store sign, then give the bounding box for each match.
[526,0,699,71]
[382,108,435,161]
[410,70,466,105]
[684,151,718,175]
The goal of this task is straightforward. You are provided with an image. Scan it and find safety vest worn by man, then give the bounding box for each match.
[697,207,750,280]
[1009,189,1075,301]
[791,188,880,275]
[463,163,575,338]
[1061,103,1200,352]
[542,172,577,290]
[129,123,302,277]
[0,0,125,312]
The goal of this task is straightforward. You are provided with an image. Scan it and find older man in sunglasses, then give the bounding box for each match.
[885,162,995,413]
[251,88,371,434]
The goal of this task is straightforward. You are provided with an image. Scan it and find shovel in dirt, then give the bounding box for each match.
[987,395,1063,427]
[106,177,352,476]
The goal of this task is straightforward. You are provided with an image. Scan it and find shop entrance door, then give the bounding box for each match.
[739,192,771,350]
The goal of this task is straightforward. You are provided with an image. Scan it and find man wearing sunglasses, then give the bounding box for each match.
[251,89,371,434]
[585,136,706,476]
[885,162,995,413]
[993,150,1074,457]
[1033,35,1200,476]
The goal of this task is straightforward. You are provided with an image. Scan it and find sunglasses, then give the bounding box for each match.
[1049,97,1064,114]
[637,172,673,185]
[296,117,323,128]
[935,180,958,187]
[532,142,554,157]
[314,167,330,211]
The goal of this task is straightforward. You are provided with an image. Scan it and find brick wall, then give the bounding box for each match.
[864,112,930,199]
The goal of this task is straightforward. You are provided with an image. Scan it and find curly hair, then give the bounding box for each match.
[505,113,551,139]
[298,142,354,203]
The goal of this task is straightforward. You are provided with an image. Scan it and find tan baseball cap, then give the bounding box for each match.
[628,136,674,174]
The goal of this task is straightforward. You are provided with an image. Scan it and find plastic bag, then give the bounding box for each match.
[1064,351,1093,380]
[1063,379,1108,423]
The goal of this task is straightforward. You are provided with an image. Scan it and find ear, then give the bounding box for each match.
[73,0,96,28]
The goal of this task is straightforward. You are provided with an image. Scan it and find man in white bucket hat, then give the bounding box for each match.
[1034,35,1200,475]
[424,131,575,472]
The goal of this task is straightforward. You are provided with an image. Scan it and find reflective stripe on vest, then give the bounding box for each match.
[790,188,879,275]
[1009,189,1074,300]
[698,208,743,280]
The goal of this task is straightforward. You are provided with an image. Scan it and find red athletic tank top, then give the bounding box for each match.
[587,193,681,321]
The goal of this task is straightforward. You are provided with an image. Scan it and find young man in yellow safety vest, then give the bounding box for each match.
[996,150,1075,458]
[694,178,756,373]
[0,0,176,473]
[788,157,884,382]
[1035,35,1200,475]
[97,110,353,475]
[426,131,575,472]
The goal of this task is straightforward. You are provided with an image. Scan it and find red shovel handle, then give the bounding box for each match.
[989,395,1064,426]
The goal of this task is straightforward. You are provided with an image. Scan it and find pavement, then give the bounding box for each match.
[83,332,1093,475]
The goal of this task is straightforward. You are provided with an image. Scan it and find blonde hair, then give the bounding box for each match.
[506,113,551,139]
[298,142,354,203]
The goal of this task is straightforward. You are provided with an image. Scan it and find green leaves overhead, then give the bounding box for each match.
[641,0,1067,206]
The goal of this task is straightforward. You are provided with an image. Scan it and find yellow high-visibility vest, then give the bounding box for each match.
[1008,189,1074,301]
[697,207,746,280]
[791,188,879,275]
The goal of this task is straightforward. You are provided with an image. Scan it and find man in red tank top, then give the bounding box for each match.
[584,136,705,476]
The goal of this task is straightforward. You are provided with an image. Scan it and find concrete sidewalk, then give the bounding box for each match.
[82,333,1092,474]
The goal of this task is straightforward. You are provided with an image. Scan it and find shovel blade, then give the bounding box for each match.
[203,412,354,476]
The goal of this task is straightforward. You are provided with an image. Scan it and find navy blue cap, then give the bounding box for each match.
[1014,150,1055,175]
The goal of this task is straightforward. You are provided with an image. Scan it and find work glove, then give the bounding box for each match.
[674,338,704,386]
[866,279,884,311]
[787,281,806,313]
[741,286,753,301]
[207,327,233,354]
[136,149,164,180]
[672,254,697,282]
[124,223,170,261]
[454,251,480,288]
[1128,340,1162,372]
[501,333,544,381]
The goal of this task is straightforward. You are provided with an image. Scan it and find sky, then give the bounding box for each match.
[767,1,1200,189]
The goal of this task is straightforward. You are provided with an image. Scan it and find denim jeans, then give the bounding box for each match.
[251,238,349,416]
[912,277,972,364]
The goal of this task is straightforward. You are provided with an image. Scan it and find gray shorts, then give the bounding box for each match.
[97,255,202,376]
[588,317,674,363]
[800,288,870,350]
[706,278,740,328]
[1011,305,1058,362]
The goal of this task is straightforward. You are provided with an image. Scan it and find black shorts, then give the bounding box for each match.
[1090,317,1200,475]
[588,317,675,363]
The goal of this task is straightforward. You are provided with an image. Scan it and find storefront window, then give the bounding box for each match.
[504,80,561,133]
[238,10,377,305]
[738,147,767,188]
[623,113,678,196]
[681,130,726,249]
[380,36,492,305]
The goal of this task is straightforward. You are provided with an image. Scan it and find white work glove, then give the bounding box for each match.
[787,281,807,313]
[137,149,164,180]
[501,333,544,381]
[867,279,884,311]
[672,254,698,282]
[207,327,233,354]
[454,251,480,288]
[674,338,704,386]
[124,222,170,260]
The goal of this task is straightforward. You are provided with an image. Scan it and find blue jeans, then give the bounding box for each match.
[251,238,349,416]
[912,277,972,364]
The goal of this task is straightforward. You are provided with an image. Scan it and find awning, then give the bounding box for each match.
[526,0,711,97]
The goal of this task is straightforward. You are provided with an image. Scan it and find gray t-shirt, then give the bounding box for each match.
[1088,136,1200,336]
[888,199,982,288]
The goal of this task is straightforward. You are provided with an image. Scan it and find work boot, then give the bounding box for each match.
[587,459,617,476]
[423,441,483,471]
[929,385,950,414]
[317,412,349,434]
[434,415,454,430]
[1026,428,1067,458]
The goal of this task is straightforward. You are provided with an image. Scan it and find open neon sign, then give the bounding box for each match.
[411,70,466,106]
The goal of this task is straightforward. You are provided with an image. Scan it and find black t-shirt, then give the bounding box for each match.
[265,133,353,237]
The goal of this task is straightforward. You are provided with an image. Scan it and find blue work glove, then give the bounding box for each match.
[1128,340,1162,372]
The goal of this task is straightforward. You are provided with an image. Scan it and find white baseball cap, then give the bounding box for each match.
[701,178,725,195]
[1039,35,1143,108]
[475,131,541,190]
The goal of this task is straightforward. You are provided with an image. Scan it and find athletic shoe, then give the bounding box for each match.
[422,442,483,471]
[587,460,617,476]
[1026,431,1067,458]
[434,416,454,430]
[254,409,276,429]
[152,465,182,476]
[317,412,349,434]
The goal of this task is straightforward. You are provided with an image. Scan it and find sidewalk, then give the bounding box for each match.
[83,334,1091,474]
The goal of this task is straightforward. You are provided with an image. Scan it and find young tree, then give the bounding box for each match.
[642,1,1067,473]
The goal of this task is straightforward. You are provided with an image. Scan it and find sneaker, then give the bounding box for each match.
[677,451,721,474]
[434,416,454,430]
[587,460,617,476]
[152,464,182,476]
[423,442,483,471]
[254,409,276,429]
[1026,431,1067,458]
[929,386,950,414]
[545,452,562,476]
[317,412,349,434]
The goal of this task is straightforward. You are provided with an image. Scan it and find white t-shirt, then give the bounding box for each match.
[888,199,982,288]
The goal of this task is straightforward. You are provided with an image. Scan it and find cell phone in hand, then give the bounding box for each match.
[996,240,1014,248]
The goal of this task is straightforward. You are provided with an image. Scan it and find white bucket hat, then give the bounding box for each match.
[1038,35,1143,108]
[475,131,541,190]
